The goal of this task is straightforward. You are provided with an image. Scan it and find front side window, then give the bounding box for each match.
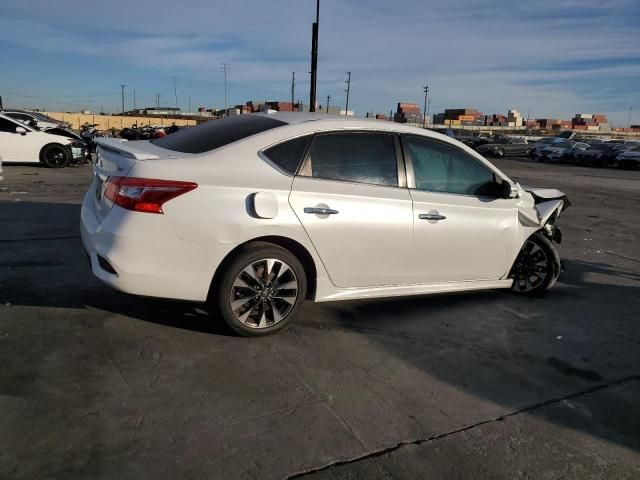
[404,135,498,196]
[302,133,398,187]
[262,135,312,175]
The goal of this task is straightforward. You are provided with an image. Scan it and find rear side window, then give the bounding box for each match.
[151,115,286,154]
[262,135,312,175]
[0,117,19,132]
[302,133,398,187]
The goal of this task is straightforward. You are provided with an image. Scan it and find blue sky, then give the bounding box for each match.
[0,0,638,125]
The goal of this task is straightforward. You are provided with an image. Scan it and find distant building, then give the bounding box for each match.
[394,102,422,123]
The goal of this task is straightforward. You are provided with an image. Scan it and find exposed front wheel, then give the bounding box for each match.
[213,242,307,336]
[40,144,70,168]
[510,233,561,296]
[496,148,505,158]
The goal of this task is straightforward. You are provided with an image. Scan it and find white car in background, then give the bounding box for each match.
[0,113,81,167]
[530,137,559,157]
[82,113,570,336]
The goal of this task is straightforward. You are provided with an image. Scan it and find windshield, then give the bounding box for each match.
[151,115,287,154]
[552,141,573,148]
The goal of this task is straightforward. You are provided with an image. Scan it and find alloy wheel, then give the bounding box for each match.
[512,240,549,292]
[46,147,67,167]
[229,258,299,329]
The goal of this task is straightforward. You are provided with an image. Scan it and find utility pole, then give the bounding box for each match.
[326,94,331,114]
[422,85,429,128]
[120,84,126,114]
[309,0,320,112]
[156,92,160,108]
[344,71,351,115]
[629,106,633,128]
[220,63,230,116]
[291,72,296,108]
[188,95,191,115]
[133,89,136,111]
[173,77,178,110]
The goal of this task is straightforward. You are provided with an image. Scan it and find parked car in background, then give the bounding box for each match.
[573,143,619,167]
[615,146,640,169]
[81,113,570,336]
[538,141,589,163]
[476,137,531,157]
[456,132,493,149]
[0,113,83,167]
[529,137,558,157]
[2,110,71,130]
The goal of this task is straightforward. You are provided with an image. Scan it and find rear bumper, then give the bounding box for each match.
[80,190,233,302]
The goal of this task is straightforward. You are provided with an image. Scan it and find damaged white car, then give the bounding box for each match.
[81,114,569,336]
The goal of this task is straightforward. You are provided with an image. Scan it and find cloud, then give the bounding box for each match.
[0,0,638,123]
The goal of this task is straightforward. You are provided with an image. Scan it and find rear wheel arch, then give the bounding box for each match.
[208,236,318,302]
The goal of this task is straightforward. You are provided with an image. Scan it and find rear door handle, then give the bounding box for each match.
[419,213,446,221]
[304,207,339,215]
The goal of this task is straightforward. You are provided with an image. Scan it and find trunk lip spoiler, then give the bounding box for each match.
[95,137,186,160]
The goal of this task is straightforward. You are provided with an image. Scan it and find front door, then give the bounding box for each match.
[402,134,520,283]
[289,132,413,288]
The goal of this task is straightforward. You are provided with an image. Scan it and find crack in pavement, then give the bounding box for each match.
[287,374,640,479]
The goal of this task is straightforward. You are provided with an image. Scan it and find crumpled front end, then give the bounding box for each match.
[514,184,570,244]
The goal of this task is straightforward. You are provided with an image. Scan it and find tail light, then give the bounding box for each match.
[104,177,197,214]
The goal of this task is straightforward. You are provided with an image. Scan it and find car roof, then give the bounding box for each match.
[255,112,382,125]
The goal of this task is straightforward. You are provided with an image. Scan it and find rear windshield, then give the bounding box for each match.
[151,115,287,153]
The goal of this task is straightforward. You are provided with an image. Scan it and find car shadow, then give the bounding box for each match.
[2,200,640,455]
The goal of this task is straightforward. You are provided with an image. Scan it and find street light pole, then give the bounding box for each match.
[291,72,296,109]
[326,94,331,114]
[344,71,351,115]
[309,0,320,112]
[422,85,429,128]
[120,84,126,114]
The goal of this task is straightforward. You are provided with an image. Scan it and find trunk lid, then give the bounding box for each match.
[91,138,188,221]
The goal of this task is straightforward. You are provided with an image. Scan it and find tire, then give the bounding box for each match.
[510,232,561,296]
[212,242,307,337]
[496,148,505,158]
[40,144,70,168]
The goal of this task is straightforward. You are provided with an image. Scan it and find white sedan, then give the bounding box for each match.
[0,113,80,167]
[81,114,569,336]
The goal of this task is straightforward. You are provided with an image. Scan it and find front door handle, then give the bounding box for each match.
[419,213,446,221]
[304,207,339,215]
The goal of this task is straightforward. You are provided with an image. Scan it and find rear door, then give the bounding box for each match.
[289,131,413,288]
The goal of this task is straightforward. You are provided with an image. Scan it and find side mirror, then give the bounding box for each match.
[501,180,515,199]
[15,126,27,135]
